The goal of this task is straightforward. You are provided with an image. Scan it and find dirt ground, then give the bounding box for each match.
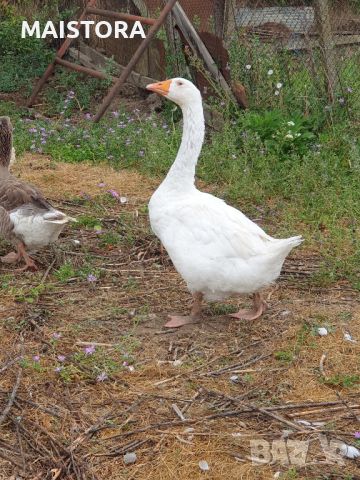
[0,154,359,480]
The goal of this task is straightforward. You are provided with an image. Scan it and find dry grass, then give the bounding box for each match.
[0,156,359,480]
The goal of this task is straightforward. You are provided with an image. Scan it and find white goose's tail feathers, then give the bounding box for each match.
[287,235,303,248]
[43,209,77,224]
[275,235,303,259]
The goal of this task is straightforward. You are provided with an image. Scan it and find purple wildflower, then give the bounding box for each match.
[108,189,120,199]
[33,355,40,362]
[112,111,119,118]
[355,432,360,439]
[41,140,46,145]
[98,182,106,188]
[52,332,62,340]
[57,355,66,362]
[84,113,92,120]
[55,366,64,373]
[84,345,96,355]
[29,128,37,133]
[108,128,115,134]
[96,372,108,382]
[87,274,97,283]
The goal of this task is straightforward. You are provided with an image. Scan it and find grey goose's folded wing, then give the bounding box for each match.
[0,176,52,212]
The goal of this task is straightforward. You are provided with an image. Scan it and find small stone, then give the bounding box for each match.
[123,452,137,464]
[344,332,356,343]
[199,460,209,471]
[230,375,239,383]
[340,444,360,459]
[71,239,81,246]
[317,327,328,336]
[173,359,182,367]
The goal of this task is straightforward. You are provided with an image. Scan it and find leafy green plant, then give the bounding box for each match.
[54,262,76,283]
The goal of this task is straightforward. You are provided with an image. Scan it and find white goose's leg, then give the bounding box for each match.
[230,293,267,321]
[165,292,203,328]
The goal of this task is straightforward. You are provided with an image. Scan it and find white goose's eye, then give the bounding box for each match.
[177,81,184,86]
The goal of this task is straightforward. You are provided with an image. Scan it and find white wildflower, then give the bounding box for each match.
[274,90,280,96]
[287,121,295,126]
[245,64,252,70]
[276,82,283,89]
[295,133,301,137]
[267,69,274,76]
[285,133,294,140]
[120,196,128,204]
[317,327,328,336]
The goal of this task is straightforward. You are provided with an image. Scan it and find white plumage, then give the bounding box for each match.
[10,205,71,252]
[146,78,302,327]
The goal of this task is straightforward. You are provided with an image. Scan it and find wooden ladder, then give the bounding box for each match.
[27,0,178,122]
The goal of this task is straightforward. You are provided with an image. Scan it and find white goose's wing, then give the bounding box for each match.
[159,191,275,261]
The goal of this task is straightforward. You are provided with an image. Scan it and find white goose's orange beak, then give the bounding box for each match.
[146,79,172,96]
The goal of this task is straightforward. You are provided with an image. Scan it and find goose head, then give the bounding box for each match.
[0,116,13,168]
[146,78,201,108]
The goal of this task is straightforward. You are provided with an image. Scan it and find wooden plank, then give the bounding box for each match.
[171,2,235,101]
[315,0,337,101]
[69,43,157,89]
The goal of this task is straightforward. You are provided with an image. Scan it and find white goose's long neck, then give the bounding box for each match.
[164,99,205,189]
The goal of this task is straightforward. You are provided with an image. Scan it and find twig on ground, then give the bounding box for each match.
[319,353,327,377]
[0,368,22,427]
[171,403,186,421]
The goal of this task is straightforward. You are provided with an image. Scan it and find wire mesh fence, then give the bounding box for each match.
[224,0,359,119]
[145,0,360,120]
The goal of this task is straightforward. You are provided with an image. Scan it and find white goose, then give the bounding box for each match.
[146,78,302,328]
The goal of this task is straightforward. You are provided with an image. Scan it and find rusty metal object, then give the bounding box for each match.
[86,6,156,26]
[27,0,98,107]
[93,0,178,122]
